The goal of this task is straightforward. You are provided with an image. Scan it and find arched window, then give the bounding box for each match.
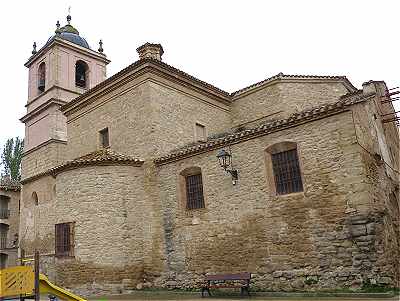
[265,142,304,195]
[32,192,38,206]
[75,60,89,88]
[180,167,205,210]
[38,62,46,93]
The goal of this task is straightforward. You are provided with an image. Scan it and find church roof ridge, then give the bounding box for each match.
[61,58,232,114]
[231,73,358,97]
[62,58,359,115]
[154,92,373,165]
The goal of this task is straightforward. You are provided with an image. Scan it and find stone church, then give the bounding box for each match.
[19,14,399,295]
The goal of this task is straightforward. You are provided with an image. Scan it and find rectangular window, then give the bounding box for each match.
[195,123,206,142]
[99,128,109,148]
[55,222,74,257]
[271,149,303,195]
[186,174,205,210]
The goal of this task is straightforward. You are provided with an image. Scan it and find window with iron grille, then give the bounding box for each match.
[186,174,205,210]
[55,222,74,257]
[271,149,303,195]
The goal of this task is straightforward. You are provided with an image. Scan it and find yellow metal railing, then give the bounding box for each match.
[0,266,34,297]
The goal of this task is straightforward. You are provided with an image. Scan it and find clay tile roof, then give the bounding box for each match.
[51,148,144,174]
[20,149,144,185]
[154,92,372,165]
[0,178,20,191]
[231,73,357,97]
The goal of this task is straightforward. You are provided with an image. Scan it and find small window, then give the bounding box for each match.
[55,222,74,257]
[271,149,303,195]
[38,62,46,93]
[32,192,38,206]
[75,60,88,88]
[195,123,206,142]
[99,128,109,148]
[186,174,205,210]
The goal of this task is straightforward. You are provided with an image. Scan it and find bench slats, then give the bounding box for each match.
[205,272,251,281]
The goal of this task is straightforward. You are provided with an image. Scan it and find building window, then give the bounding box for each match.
[55,222,74,257]
[75,60,88,88]
[99,128,109,148]
[271,149,303,195]
[38,62,46,93]
[180,167,206,210]
[0,223,9,249]
[32,192,38,206]
[195,123,206,142]
[0,196,10,219]
[265,142,304,195]
[186,173,205,210]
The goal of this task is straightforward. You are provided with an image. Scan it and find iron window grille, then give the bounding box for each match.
[0,235,7,249]
[271,149,303,195]
[186,174,205,210]
[55,222,74,257]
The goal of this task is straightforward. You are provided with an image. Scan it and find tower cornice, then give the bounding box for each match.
[24,37,110,68]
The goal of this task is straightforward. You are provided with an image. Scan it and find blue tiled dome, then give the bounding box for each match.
[47,17,90,49]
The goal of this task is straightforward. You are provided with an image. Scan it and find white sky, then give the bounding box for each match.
[0,0,399,149]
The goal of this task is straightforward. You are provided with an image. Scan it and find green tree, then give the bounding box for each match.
[1,137,24,181]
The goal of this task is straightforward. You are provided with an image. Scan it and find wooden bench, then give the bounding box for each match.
[201,272,251,297]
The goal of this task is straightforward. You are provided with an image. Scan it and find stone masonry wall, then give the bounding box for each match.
[231,81,349,128]
[66,76,231,161]
[155,110,396,291]
[350,88,400,287]
[149,80,231,157]
[21,141,67,180]
[20,165,146,297]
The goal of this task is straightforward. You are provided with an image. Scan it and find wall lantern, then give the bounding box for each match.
[216,148,238,185]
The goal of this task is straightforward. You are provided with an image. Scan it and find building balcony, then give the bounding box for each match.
[0,209,10,219]
[0,236,7,249]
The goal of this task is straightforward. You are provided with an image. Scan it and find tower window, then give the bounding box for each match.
[38,62,46,93]
[75,60,89,88]
[99,128,109,148]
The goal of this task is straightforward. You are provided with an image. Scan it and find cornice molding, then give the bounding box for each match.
[25,85,81,108]
[25,37,110,68]
[22,139,67,157]
[20,98,67,123]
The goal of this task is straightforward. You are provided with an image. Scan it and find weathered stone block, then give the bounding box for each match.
[350,225,367,237]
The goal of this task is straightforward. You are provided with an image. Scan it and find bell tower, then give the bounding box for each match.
[20,14,110,180]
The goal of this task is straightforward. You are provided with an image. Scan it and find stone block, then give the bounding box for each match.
[350,225,367,237]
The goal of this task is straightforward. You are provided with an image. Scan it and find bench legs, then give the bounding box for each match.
[241,286,250,297]
[201,287,211,297]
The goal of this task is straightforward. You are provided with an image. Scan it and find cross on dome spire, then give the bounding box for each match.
[67,6,71,24]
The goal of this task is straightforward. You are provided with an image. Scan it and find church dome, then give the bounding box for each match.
[47,15,90,49]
